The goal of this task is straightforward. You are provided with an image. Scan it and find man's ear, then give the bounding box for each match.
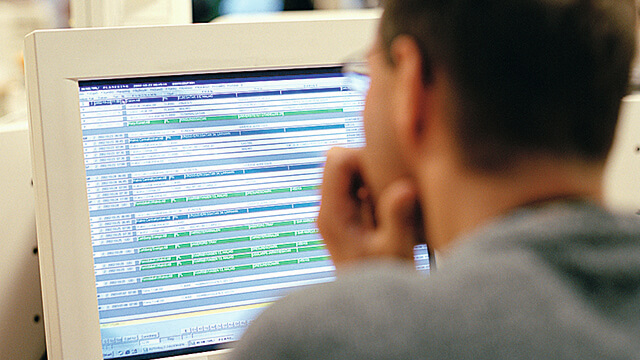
[389,36,433,160]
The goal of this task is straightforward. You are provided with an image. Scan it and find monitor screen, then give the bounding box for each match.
[25,10,430,360]
[81,66,430,359]
[83,67,346,358]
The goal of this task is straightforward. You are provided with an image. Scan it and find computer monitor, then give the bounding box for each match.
[25,10,432,360]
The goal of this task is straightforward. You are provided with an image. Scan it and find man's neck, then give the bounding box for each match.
[419,154,605,253]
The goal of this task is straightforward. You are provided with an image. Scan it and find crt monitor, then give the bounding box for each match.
[25,10,432,360]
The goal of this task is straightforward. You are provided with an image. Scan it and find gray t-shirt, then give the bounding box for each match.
[231,201,640,359]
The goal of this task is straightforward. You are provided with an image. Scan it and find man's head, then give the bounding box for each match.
[373,0,636,172]
[357,0,637,249]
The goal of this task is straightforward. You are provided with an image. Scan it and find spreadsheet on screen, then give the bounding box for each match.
[80,67,432,358]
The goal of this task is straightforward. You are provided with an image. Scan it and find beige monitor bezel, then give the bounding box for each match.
[25,10,379,359]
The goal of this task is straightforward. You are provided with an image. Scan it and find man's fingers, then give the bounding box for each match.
[318,149,423,268]
[318,147,371,267]
[318,147,363,233]
[370,179,422,260]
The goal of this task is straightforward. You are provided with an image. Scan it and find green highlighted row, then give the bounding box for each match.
[141,255,331,282]
[127,109,343,126]
[139,239,324,266]
[137,217,315,243]
[138,227,319,254]
[139,243,326,271]
[134,185,319,207]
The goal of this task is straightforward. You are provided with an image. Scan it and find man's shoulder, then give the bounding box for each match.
[232,203,640,359]
[231,261,440,359]
[231,258,546,360]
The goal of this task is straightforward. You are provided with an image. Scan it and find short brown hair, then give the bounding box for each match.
[381,0,637,171]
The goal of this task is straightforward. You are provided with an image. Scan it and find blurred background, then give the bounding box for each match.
[0,0,380,125]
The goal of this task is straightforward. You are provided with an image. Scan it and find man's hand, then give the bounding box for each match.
[317,147,425,271]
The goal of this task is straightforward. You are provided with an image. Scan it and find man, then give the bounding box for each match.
[232,0,640,358]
